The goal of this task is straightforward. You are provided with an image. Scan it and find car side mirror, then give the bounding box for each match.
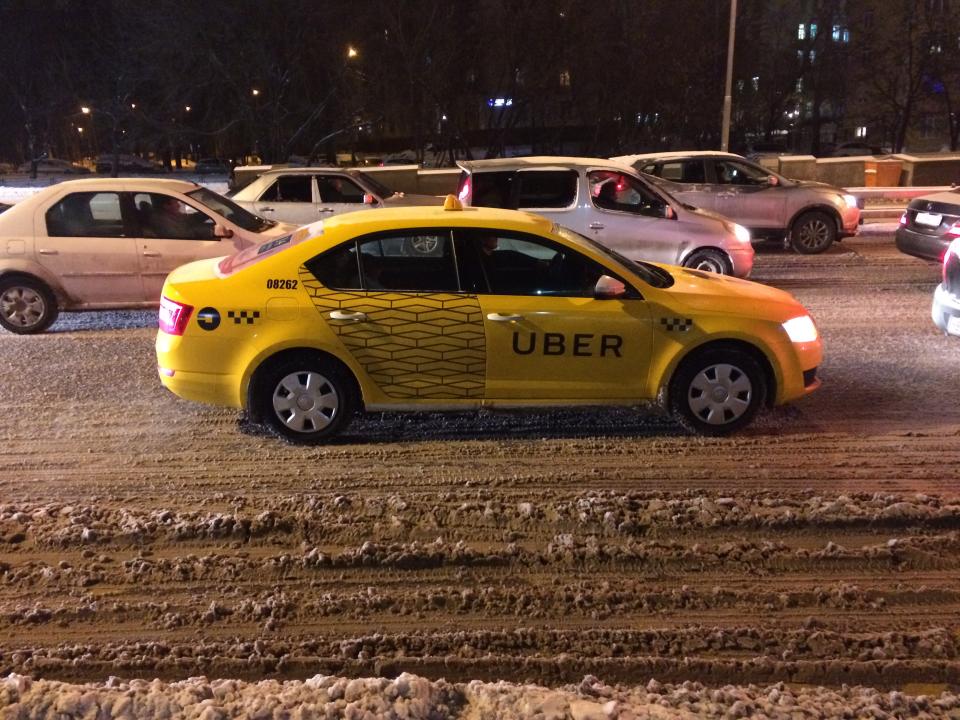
[363,193,376,205]
[594,275,626,299]
[214,224,234,239]
[663,205,676,219]
[767,175,779,186]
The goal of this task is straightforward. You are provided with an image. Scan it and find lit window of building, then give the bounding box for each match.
[856,126,867,138]
[809,49,816,62]
[752,76,759,91]
[810,23,818,38]
[832,25,841,41]
[796,78,803,93]
[559,70,571,87]
[843,29,850,43]
[798,23,806,40]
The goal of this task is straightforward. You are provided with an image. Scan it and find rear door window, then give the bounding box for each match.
[659,160,706,183]
[713,159,769,186]
[470,171,514,208]
[316,175,366,203]
[259,176,312,202]
[45,192,126,237]
[516,170,578,208]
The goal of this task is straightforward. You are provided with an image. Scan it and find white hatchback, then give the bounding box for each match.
[0,178,296,334]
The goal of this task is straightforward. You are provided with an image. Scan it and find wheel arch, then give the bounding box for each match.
[678,246,734,271]
[0,262,68,305]
[788,204,843,236]
[244,345,363,423]
[659,338,778,410]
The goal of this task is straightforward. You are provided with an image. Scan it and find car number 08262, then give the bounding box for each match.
[266,279,298,290]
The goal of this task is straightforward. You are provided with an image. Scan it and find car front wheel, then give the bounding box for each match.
[682,248,733,275]
[0,275,59,334]
[255,354,356,443]
[790,210,837,254]
[669,346,766,435]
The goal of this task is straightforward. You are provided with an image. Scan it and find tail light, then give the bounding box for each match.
[159,296,193,335]
[457,176,471,203]
[899,212,907,226]
[947,221,960,238]
[944,240,960,285]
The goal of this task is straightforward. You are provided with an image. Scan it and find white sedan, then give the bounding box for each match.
[0,178,296,334]
[230,167,439,225]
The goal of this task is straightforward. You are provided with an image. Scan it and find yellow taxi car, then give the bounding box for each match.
[156,197,822,442]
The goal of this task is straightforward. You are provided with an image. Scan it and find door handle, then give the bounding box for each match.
[38,249,58,255]
[329,310,367,322]
[486,312,522,322]
[318,207,335,213]
[588,222,604,230]
[259,206,275,213]
[142,251,161,257]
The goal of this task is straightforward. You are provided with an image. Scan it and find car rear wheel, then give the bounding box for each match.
[790,210,836,254]
[255,355,355,443]
[682,248,733,275]
[669,346,765,436]
[0,275,59,334]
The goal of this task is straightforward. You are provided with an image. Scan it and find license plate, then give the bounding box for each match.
[948,316,960,336]
[916,212,942,227]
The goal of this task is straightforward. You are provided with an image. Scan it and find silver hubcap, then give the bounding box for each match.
[272,371,339,433]
[688,363,753,426]
[408,236,439,255]
[1,286,46,328]
[692,257,723,273]
[798,219,830,249]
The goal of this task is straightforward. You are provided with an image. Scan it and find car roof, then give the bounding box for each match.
[457,156,633,172]
[612,151,745,164]
[319,203,555,236]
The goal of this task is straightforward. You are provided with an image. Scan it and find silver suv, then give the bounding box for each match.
[612,151,861,254]
[456,157,754,277]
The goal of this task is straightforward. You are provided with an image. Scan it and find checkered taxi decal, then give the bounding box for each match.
[660,317,693,332]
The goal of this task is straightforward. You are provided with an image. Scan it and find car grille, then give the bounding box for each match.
[803,367,818,388]
[946,250,960,296]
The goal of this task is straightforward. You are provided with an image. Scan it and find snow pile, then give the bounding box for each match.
[3,672,960,719]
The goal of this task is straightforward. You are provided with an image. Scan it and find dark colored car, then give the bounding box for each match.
[195,158,230,174]
[95,154,162,174]
[896,189,960,262]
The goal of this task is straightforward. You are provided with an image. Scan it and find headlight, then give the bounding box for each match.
[842,193,859,209]
[782,315,818,343]
[731,223,751,244]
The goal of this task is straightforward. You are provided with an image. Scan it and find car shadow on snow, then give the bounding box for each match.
[237,404,805,445]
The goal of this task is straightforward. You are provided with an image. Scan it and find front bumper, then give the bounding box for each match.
[897,227,949,262]
[932,283,960,336]
[840,206,861,238]
[728,245,755,279]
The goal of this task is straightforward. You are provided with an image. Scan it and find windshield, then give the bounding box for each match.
[554,225,674,288]
[187,187,276,233]
[346,169,394,198]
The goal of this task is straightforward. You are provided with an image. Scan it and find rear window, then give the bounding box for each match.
[471,171,514,208]
[217,222,320,276]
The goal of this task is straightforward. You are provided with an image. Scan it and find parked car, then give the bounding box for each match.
[933,236,960,336]
[18,158,91,175]
[456,157,754,277]
[0,178,296,334]
[95,153,162,174]
[828,142,885,157]
[156,197,821,442]
[230,167,440,226]
[895,189,960,262]
[611,151,861,254]
[195,158,231,175]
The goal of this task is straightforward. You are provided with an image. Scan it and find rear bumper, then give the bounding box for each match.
[896,227,949,262]
[158,366,243,408]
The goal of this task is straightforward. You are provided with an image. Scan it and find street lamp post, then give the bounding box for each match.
[720,0,738,152]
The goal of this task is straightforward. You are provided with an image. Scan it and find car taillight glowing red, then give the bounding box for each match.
[947,221,960,238]
[899,212,907,225]
[458,176,471,203]
[159,296,193,335]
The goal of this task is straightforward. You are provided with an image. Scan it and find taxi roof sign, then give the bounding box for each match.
[443,194,463,211]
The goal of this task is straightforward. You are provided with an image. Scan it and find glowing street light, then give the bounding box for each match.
[251,88,260,96]
[80,106,91,115]
[185,105,191,112]
[347,45,358,59]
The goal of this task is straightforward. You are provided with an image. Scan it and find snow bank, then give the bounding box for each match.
[3,672,959,719]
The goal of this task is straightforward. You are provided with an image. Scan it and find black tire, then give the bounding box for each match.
[682,248,733,275]
[790,210,837,254]
[254,354,356,443]
[668,346,766,436]
[0,275,59,334]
